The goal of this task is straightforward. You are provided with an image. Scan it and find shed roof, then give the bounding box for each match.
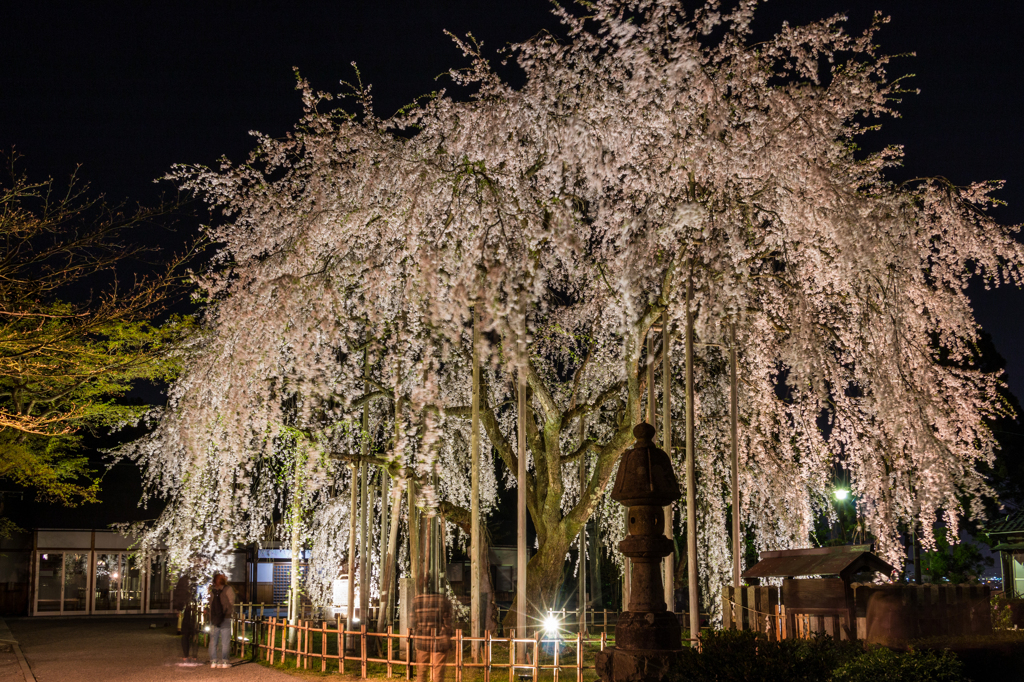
[741,544,895,579]
[985,510,1024,536]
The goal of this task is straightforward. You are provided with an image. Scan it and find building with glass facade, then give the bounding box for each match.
[30,529,174,616]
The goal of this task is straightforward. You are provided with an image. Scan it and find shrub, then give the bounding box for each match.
[670,630,862,682]
[832,647,964,682]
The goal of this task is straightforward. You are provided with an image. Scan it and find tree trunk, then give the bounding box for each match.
[502,531,572,630]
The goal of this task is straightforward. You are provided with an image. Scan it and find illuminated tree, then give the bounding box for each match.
[136,0,1022,619]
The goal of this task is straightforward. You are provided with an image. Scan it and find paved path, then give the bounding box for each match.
[7,617,297,682]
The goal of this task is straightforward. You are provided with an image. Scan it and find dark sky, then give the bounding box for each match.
[2,1,1023,525]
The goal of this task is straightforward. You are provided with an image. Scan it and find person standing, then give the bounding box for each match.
[206,573,236,669]
[412,591,453,682]
[172,573,200,665]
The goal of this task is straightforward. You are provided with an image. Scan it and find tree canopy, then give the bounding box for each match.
[0,160,192,524]
[128,0,1022,618]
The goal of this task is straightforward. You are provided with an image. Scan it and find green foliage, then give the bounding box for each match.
[832,647,964,682]
[0,159,195,519]
[672,630,862,682]
[920,528,993,584]
[671,631,968,682]
[989,596,1024,630]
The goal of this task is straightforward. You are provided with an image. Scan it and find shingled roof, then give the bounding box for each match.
[741,544,895,580]
[986,509,1024,536]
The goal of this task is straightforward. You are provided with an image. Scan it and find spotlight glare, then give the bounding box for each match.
[543,614,559,635]
[834,489,849,501]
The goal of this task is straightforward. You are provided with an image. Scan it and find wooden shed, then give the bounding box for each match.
[740,544,895,640]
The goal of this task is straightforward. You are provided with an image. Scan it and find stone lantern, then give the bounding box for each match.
[596,422,683,682]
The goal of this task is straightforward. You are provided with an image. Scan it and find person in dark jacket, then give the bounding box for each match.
[172,573,200,665]
[205,573,236,669]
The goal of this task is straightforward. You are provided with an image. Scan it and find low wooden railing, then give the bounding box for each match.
[228,614,612,681]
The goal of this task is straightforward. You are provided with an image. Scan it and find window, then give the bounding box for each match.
[35,552,89,614]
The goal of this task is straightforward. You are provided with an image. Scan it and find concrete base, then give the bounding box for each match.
[595,647,685,682]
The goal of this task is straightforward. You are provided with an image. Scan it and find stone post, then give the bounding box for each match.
[596,423,683,682]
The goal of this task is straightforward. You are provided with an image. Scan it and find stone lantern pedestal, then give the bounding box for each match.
[596,423,683,682]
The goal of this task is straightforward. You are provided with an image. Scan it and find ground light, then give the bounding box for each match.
[543,614,560,636]
[834,488,849,501]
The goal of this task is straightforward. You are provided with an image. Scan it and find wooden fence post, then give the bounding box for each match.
[508,630,515,682]
[306,620,312,669]
[456,628,463,682]
[484,630,491,682]
[553,629,560,682]
[532,632,540,682]
[387,625,394,678]
[361,623,368,679]
[340,619,347,675]
[269,618,276,665]
[405,625,411,681]
[576,630,583,682]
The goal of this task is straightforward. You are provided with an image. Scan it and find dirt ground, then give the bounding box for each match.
[6,617,300,682]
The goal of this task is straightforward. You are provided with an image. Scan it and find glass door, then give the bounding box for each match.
[35,552,89,614]
[1013,552,1024,599]
[93,553,144,613]
[36,553,63,613]
[120,554,143,611]
[148,554,172,611]
[94,554,120,611]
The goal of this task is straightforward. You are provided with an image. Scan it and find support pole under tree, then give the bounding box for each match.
[379,467,389,616]
[359,345,371,623]
[360,379,370,622]
[366,468,376,618]
[730,324,741,593]
[577,413,586,635]
[347,462,357,630]
[471,305,482,659]
[622,509,630,611]
[662,312,675,613]
[517,292,528,663]
[685,272,699,643]
[377,476,402,634]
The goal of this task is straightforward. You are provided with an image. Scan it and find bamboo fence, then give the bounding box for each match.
[226,613,612,682]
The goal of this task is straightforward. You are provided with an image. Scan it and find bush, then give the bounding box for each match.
[670,630,862,682]
[669,630,968,682]
[832,647,964,682]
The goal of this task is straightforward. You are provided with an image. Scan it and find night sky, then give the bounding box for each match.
[2,1,1023,526]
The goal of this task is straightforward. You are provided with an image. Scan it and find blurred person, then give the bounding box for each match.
[412,590,453,682]
[172,573,200,665]
[205,572,236,669]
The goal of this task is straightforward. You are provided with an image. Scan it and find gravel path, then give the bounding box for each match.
[7,617,298,682]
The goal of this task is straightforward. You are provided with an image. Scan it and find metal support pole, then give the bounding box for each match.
[730,324,741,592]
[662,312,674,612]
[471,306,482,658]
[685,272,699,642]
[516,293,528,662]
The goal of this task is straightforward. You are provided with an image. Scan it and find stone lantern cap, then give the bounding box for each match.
[610,423,680,507]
